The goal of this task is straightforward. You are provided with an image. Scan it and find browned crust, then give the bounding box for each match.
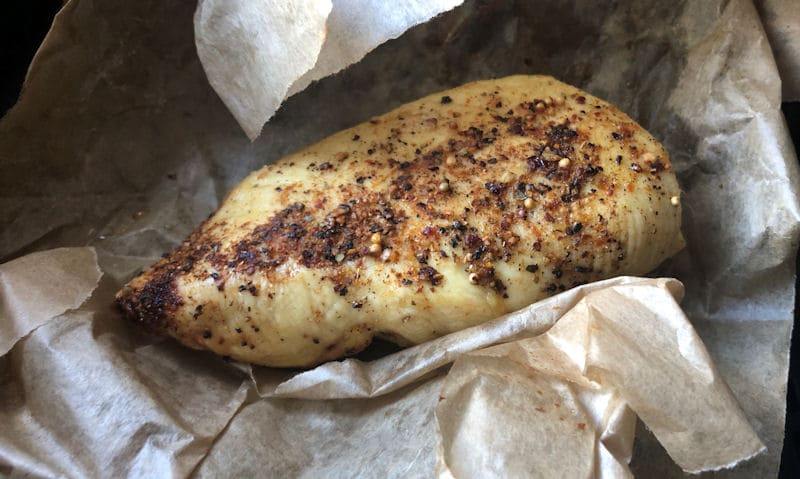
[116,82,676,352]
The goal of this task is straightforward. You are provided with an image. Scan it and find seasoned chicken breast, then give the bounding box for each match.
[116,75,684,367]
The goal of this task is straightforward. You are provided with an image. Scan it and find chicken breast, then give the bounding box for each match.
[116,75,684,367]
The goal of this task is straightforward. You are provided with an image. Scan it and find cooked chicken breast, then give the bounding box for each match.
[116,75,684,367]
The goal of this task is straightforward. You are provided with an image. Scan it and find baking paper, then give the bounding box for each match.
[184,278,765,477]
[436,280,764,478]
[195,0,464,140]
[757,0,800,101]
[1,0,798,477]
[195,0,333,140]
[0,247,100,355]
[285,0,465,97]
[0,250,250,477]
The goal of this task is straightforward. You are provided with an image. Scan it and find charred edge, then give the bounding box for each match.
[114,219,216,332]
[115,270,183,334]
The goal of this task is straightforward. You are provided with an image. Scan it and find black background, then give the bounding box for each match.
[1,1,799,477]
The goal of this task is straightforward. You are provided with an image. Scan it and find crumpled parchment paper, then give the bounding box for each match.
[195,0,463,140]
[756,0,800,101]
[1,0,799,477]
[435,279,763,477]
[0,247,100,355]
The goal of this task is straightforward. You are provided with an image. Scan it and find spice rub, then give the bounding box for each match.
[116,75,684,367]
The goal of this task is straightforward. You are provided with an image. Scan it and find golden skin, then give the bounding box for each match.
[116,75,684,367]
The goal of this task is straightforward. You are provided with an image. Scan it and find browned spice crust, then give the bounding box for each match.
[116,90,671,339]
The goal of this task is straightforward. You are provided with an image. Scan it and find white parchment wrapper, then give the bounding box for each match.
[195,0,464,139]
[435,279,763,477]
[1,0,799,477]
[0,247,100,355]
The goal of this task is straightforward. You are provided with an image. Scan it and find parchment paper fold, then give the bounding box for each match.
[195,0,464,139]
[1,0,798,477]
[0,247,100,355]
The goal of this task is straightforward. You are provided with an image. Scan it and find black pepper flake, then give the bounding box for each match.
[553,268,563,279]
[630,163,642,172]
[485,182,506,195]
[418,265,443,285]
[546,284,558,293]
[585,165,603,176]
[367,148,374,155]
[352,301,363,309]
[565,223,583,235]
[441,95,452,104]
[648,160,666,173]
[546,124,579,142]
[561,193,577,203]
[616,155,623,165]
[575,266,593,273]
[313,338,320,344]
[202,329,212,339]
[402,278,413,286]
[526,264,539,273]
[352,134,360,141]
[210,272,220,280]
[612,132,623,140]
[508,117,524,135]
[235,327,242,333]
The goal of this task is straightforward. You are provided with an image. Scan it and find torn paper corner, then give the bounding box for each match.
[194,0,464,140]
[435,279,764,478]
[287,0,466,97]
[0,247,101,355]
[194,0,333,140]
